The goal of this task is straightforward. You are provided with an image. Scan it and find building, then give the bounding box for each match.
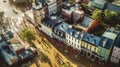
[32,0,45,27]
[89,0,107,10]
[66,26,84,50]
[61,5,78,22]
[57,0,63,13]
[46,0,57,16]
[104,2,120,13]
[41,18,56,38]
[0,41,18,66]
[8,38,25,55]
[72,8,85,23]
[53,22,70,43]
[73,16,99,32]
[81,33,101,61]
[98,27,119,62]
[110,35,120,64]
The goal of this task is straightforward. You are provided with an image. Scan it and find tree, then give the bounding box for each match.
[91,9,104,22]
[104,9,118,26]
[20,29,36,43]
[81,3,92,15]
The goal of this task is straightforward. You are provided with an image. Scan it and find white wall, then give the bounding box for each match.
[111,46,120,63]
[66,33,81,50]
[41,23,53,38]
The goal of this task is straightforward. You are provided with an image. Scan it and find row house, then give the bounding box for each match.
[66,26,84,50]
[110,35,120,64]
[81,33,101,61]
[98,27,119,62]
[53,22,70,43]
[73,16,99,32]
[32,0,45,27]
[41,18,56,38]
[46,0,57,16]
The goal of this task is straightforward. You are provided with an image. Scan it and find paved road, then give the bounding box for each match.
[38,29,104,67]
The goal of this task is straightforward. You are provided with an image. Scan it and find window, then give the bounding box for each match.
[78,45,79,48]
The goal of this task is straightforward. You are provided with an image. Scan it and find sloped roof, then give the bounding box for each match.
[105,3,120,13]
[67,28,84,40]
[54,22,70,32]
[83,33,101,46]
[39,0,47,7]
[102,27,119,40]
[114,35,120,48]
[99,36,113,50]
[89,0,107,9]
[81,16,93,28]
[42,18,56,28]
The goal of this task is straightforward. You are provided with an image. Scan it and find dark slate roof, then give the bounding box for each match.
[99,36,113,49]
[83,33,101,46]
[114,35,120,48]
[54,22,70,32]
[67,28,84,40]
[105,3,120,13]
[42,18,56,28]
[39,0,47,7]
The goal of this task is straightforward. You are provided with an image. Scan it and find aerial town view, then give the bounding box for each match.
[0,0,120,67]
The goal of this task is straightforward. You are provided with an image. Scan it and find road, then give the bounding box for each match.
[20,26,81,67]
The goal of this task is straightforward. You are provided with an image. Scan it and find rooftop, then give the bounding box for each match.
[114,35,120,48]
[62,6,80,14]
[99,36,113,49]
[81,16,93,28]
[83,33,101,46]
[67,27,84,40]
[54,22,70,32]
[89,0,107,9]
[0,41,18,65]
[42,18,56,28]
[102,27,119,40]
[105,2,120,13]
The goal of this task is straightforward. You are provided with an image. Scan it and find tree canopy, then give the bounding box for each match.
[91,9,118,26]
[20,29,36,43]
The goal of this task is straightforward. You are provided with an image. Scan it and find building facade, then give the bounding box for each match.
[46,0,57,16]
[81,33,101,61]
[32,0,45,27]
[111,35,120,64]
[53,22,70,43]
[98,27,119,62]
[66,27,84,50]
[41,18,56,38]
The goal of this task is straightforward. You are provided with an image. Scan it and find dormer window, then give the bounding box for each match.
[103,39,107,47]
[92,40,96,44]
